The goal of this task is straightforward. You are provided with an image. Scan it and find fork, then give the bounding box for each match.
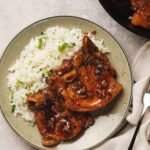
[128,83,150,150]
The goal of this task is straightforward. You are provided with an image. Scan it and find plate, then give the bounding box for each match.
[0,16,132,150]
[99,0,150,39]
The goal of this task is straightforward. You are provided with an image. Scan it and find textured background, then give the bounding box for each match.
[0,0,148,150]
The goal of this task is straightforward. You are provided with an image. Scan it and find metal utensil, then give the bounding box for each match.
[128,84,150,150]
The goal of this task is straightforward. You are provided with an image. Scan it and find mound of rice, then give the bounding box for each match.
[7,26,109,124]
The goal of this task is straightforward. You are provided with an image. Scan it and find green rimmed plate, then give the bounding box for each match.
[0,16,132,150]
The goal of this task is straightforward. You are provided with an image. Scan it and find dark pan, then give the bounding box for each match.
[99,0,150,39]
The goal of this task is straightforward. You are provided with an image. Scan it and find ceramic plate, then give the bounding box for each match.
[0,16,132,150]
[99,0,150,39]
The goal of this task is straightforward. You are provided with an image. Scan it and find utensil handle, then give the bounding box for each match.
[128,116,143,150]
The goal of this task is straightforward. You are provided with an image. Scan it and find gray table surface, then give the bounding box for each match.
[0,0,148,150]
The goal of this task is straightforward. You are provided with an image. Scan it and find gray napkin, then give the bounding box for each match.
[95,41,150,150]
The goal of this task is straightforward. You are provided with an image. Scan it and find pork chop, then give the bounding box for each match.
[27,91,94,146]
[60,36,122,112]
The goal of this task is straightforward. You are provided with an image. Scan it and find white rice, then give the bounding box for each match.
[7,26,109,124]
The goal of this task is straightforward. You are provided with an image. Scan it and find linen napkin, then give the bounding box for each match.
[95,41,150,150]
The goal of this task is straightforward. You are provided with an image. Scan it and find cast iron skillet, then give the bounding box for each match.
[99,0,150,39]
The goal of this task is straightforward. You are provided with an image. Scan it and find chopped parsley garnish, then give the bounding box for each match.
[58,42,76,52]
[16,80,24,89]
[31,121,36,127]
[38,37,43,49]
[42,69,53,78]
[70,42,76,47]
[42,72,45,78]
[58,42,70,52]
[11,105,16,113]
[48,69,53,75]
[38,33,48,49]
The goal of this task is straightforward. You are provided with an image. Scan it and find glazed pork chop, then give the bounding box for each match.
[58,36,122,112]
[27,91,94,146]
